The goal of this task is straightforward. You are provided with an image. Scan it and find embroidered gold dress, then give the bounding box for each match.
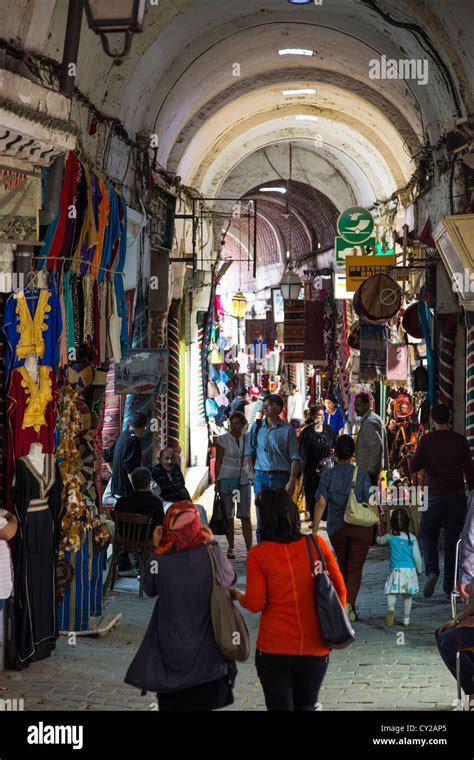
[6,365,57,508]
[3,288,62,376]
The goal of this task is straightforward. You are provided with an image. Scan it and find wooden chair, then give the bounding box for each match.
[103,513,153,598]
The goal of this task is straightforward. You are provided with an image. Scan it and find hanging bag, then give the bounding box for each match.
[206,545,250,661]
[305,535,355,650]
[344,466,380,527]
[209,491,229,535]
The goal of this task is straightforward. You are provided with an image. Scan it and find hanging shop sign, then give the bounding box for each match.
[0,166,41,245]
[337,206,375,245]
[333,271,354,300]
[335,235,376,264]
[345,255,395,292]
[115,349,169,395]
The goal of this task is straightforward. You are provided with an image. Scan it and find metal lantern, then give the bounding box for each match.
[84,0,146,59]
[231,291,248,319]
[279,269,302,301]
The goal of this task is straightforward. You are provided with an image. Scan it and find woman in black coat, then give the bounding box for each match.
[299,405,337,519]
[125,502,237,710]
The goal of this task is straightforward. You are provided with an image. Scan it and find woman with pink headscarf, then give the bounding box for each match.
[125,502,238,711]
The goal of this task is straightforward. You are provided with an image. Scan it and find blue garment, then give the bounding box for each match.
[323,407,345,434]
[253,470,290,543]
[315,463,372,537]
[245,418,301,472]
[3,289,63,376]
[386,533,417,570]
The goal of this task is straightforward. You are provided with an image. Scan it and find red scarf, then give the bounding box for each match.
[154,502,208,555]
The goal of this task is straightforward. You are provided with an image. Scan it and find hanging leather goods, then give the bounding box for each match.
[353,274,402,324]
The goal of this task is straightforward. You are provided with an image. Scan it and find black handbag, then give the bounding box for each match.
[209,491,229,536]
[305,535,355,650]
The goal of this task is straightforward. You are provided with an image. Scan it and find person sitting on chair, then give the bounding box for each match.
[115,467,165,576]
[152,448,208,526]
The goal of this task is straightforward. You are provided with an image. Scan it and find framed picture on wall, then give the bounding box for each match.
[115,349,169,395]
[271,287,285,324]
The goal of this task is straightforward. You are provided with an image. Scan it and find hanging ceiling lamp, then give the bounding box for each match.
[280,270,303,301]
[84,0,146,59]
[231,291,248,319]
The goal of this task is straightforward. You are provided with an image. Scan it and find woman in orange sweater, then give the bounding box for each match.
[231,489,346,711]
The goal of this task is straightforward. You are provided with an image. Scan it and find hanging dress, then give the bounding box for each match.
[8,454,63,669]
[3,289,62,377]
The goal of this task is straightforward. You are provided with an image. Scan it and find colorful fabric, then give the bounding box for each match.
[3,289,62,376]
[387,344,408,382]
[283,299,305,364]
[154,503,208,556]
[466,312,474,457]
[303,300,326,365]
[359,322,388,380]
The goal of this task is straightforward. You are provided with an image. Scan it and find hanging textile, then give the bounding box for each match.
[418,299,435,405]
[466,312,474,456]
[3,289,62,376]
[167,299,181,450]
[8,455,63,669]
[0,294,6,508]
[337,301,351,410]
[115,194,129,359]
[359,322,388,381]
[387,344,408,382]
[6,365,57,507]
[37,152,81,271]
[438,314,456,411]
[196,311,207,422]
[283,299,305,363]
[90,177,110,280]
[304,300,326,365]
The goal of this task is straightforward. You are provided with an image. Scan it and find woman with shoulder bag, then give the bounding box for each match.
[313,435,374,622]
[215,411,253,558]
[231,489,346,711]
[125,503,238,711]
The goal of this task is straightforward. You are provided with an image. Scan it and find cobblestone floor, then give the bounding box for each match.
[0,486,459,712]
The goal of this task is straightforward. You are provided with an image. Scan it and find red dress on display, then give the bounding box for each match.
[6,366,57,508]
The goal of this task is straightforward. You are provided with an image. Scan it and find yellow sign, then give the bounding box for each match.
[345,255,395,292]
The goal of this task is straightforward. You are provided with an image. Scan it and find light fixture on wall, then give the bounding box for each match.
[84,0,146,59]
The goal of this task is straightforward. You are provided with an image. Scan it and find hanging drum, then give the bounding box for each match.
[353,274,402,323]
[402,302,424,339]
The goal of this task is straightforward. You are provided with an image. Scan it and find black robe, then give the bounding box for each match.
[7,454,63,669]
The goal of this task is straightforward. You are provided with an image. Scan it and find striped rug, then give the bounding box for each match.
[284,299,305,364]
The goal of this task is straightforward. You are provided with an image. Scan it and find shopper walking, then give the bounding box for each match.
[299,405,337,519]
[376,509,422,627]
[410,403,474,598]
[245,394,301,542]
[313,435,373,621]
[287,384,305,428]
[215,411,253,557]
[125,503,237,711]
[231,489,346,711]
[354,392,389,487]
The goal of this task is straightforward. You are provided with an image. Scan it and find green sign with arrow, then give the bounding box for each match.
[337,206,375,245]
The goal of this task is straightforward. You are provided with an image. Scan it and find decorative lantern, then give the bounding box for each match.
[279,269,303,302]
[231,291,248,319]
[84,0,146,59]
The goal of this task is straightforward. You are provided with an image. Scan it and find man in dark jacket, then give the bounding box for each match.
[103,412,147,498]
[410,403,474,598]
[115,467,165,529]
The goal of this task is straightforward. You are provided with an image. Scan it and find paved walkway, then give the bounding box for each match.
[0,487,459,711]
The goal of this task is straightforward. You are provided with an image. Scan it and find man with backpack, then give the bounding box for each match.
[245,394,301,542]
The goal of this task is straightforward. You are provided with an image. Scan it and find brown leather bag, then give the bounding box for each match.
[207,545,250,662]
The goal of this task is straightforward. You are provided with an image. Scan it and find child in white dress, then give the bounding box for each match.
[376,508,422,627]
